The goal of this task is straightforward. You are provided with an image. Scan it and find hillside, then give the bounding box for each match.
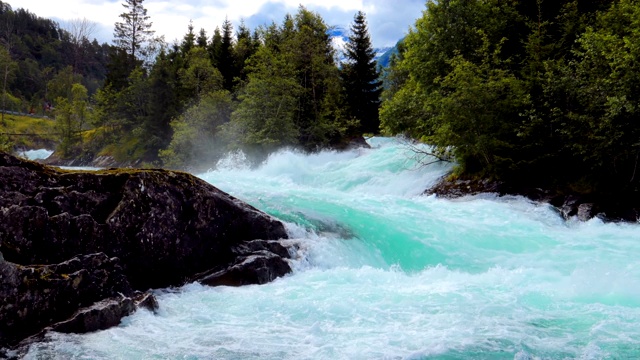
[0,113,57,151]
[0,1,111,115]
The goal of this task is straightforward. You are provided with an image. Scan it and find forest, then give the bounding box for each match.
[2,0,640,198]
[0,0,381,170]
[382,0,640,196]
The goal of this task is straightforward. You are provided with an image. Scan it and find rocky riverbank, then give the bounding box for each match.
[0,153,292,355]
[426,176,640,222]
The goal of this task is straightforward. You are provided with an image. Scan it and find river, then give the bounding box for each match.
[25,137,640,359]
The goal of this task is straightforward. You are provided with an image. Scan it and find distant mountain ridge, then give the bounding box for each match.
[329,29,397,68]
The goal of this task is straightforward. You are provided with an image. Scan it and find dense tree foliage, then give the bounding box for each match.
[381,0,638,195]
[55,83,90,156]
[0,1,110,116]
[97,5,368,167]
[4,0,382,166]
[159,90,232,169]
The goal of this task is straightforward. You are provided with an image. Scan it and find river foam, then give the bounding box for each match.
[25,137,640,359]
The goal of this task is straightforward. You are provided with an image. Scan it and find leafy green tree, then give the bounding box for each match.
[227,6,353,155]
[380,0,632,191]
[47,66,82,105]
[160,90,232,169]
[381,0,525,175]
[55,83,90,157]
[341,11,382,134]
[179,47,223,97]
[0,44,15,124]
[425,40,529,175]
[227,45,301,154]
[541,0,640,190]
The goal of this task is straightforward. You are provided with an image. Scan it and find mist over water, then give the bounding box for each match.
[26,138,640,359]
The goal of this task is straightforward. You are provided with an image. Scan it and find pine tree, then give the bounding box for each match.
[341,11,382,134]
[196,28,208,48]
[181,21,195,54]
[234,20,257,84]
[208,27,222,65]
[219,18,235,91]
[113,0,154,68]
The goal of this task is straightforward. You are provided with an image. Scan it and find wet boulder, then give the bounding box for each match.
[0,153,289,289]
[0,152,291,348]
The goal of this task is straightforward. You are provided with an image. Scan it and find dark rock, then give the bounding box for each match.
[0,152,291,348]
[426,175,640,222]
[0,252,131,347]
[193,239,293,287]
[560,195,580,220]
[0,153,289,289]
[49,296,135,334]
[234,239,292,259]
[197,252,291,287]
[134,291,159,313]
[332,136,372,151]
[577,203,596,222]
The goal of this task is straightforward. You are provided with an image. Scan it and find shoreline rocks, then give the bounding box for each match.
[426,176,639,222]
[0,153,291,352]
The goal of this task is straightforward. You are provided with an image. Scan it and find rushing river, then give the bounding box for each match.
[25,137,640,359]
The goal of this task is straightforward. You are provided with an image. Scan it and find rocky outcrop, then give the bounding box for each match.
[0,252,132,346]
[427,176,640,222]
[0,153,291,349]
[193,239,292,286]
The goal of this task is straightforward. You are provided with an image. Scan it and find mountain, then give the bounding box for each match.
[328,28,396,67]
[376,44,400,69]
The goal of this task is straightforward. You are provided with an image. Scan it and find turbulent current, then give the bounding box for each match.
[26,138,640,359]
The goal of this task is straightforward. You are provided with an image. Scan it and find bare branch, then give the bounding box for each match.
[397,135,453,169]
[66,18,97,45]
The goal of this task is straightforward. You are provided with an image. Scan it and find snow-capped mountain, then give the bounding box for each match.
[329,29,395,67]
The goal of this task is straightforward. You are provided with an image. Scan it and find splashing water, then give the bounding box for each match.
[17,148,53,160]
[25,138,640,359]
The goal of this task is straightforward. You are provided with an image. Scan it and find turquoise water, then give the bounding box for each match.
[18,148,53,160]
[26,138,640,359]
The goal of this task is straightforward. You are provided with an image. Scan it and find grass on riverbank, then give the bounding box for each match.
[0,114,57,149]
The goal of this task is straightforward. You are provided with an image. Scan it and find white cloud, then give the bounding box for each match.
[16,0,423,47]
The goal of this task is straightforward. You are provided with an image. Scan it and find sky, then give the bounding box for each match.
[17,0,426,49]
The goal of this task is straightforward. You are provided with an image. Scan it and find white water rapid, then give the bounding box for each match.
[25,137,640,359]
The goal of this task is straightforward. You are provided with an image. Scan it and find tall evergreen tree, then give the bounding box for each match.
[113,0,155,70]
[218,18,235,91]
[234,20,257,84]
[341,11,382,134]
[208,27,222,65]
[181,21,195,54]
[196,28,208,48]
